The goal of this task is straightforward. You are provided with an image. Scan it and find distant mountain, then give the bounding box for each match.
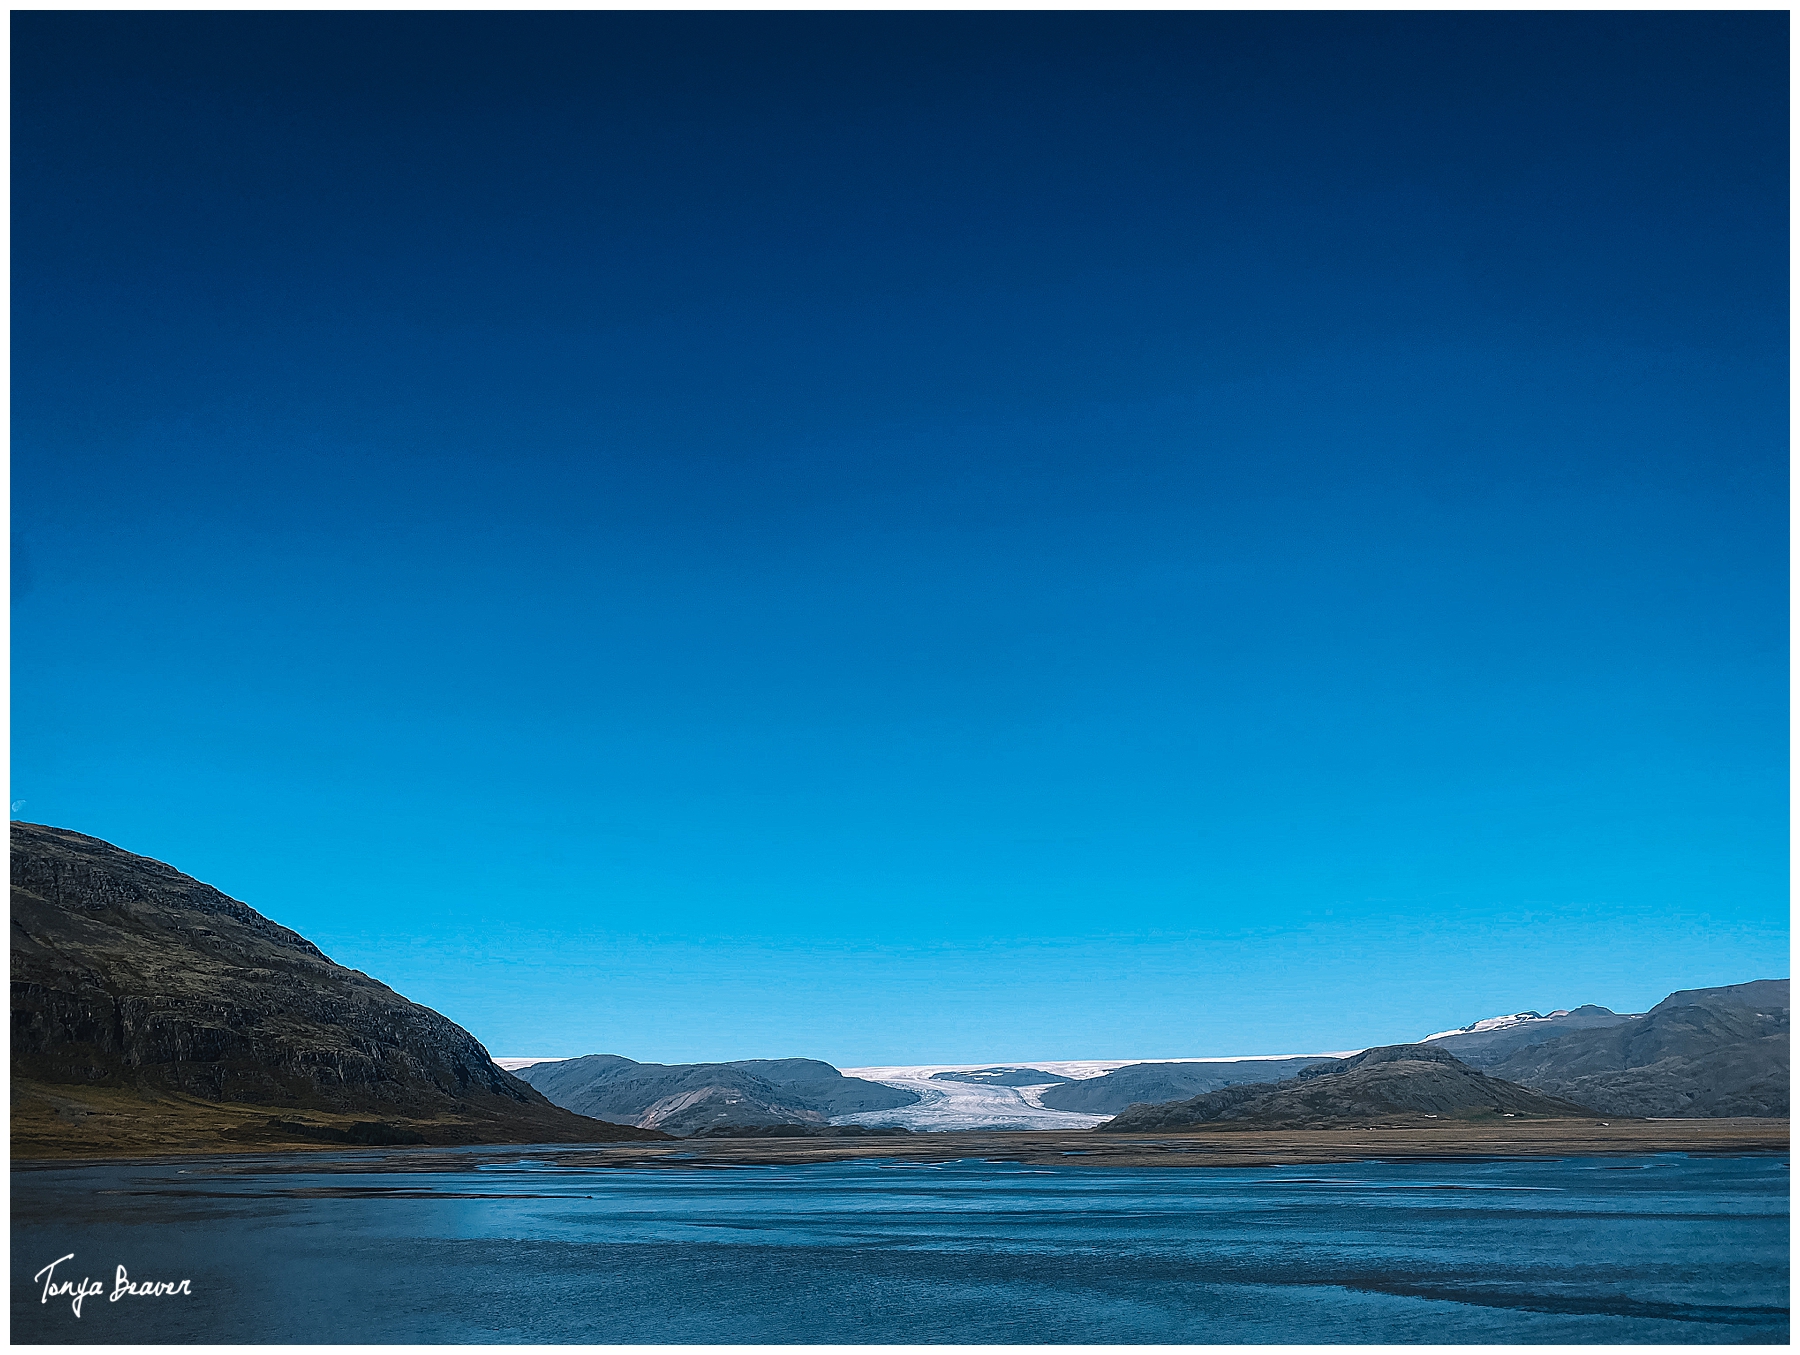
[1488,980,1788,1117]
[931,1067,1075,1087]
[518,1054,920,1135]
[1651,978,1789,1016]
[1423,1005,1635,1067]
[11,823,652,1156]
[1097,1044,1597,1132]
[727,1058,923,1114]
[1039,1057,1333,1115]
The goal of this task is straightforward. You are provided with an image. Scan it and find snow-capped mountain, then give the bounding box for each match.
[1419,1004,1636,1068]
[1422,1011,1565,1042]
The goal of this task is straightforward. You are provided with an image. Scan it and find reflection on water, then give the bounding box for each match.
[11,1151,1788,1343]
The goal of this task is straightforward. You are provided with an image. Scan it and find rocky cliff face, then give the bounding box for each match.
[11,822,653,1151]
[1096,1044,1598,1131]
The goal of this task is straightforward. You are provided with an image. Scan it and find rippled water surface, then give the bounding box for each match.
[12,1150,1787,1343]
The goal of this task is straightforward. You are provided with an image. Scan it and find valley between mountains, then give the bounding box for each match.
[11,823,1788,1160]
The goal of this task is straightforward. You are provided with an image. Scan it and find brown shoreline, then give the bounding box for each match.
[14,1116,1788,1172]
[9,1081,662,1161]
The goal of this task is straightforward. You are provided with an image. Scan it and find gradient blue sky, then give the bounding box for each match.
[12,13,1788,1065]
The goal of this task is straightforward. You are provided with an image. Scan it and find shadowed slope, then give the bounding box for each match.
[518,1053,918,1135]
[1490,981,1788,1117]
[11,822,659,1154]
[1098,1044,1598,1132]
[1423,1005,1637,1066]
[1040,1057,1333,1114]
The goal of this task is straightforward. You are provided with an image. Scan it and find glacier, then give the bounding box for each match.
[497,1054,1359,1131]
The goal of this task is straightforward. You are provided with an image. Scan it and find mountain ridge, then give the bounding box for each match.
[1488,981,1787,1117]
[1421,1004,1638,1067]
[1098,1043,1600,1132]
[11,822,660,1155]
[1038,1057,1335,1115]
[517,1052,919,1135]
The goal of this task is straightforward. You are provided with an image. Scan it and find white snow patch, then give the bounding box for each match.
[495,1057,570,1071]
[1421,1011,1572,1042]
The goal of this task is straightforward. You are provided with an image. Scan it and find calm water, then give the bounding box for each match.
[11,1149,1788,1343]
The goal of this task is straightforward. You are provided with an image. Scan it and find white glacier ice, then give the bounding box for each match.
[494,1053,1359,1131]
[830,1067,1112,1130]
[1420,1011,1573,1042]
[832,1056,1357,1132]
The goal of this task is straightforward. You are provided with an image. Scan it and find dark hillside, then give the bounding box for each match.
[1040,1057,1331,1114]
[1098,1044,1597,1132]
[1490,981,1788,1117]
[11,822,656,1155]
[519,1053,917,1135]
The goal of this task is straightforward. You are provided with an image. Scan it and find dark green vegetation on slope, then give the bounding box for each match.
[11,823,660,1156]
[1487,980,1789,1117]
[1098,1044,1597,1131]
[517,1053,918,1135]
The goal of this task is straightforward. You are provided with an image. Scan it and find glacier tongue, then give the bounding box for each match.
[831,1066,1114,1130]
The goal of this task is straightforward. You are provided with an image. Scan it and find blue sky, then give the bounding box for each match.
[12,13,1787,1064]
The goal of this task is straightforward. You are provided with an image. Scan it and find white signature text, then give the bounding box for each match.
[34,1254,192,1317]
